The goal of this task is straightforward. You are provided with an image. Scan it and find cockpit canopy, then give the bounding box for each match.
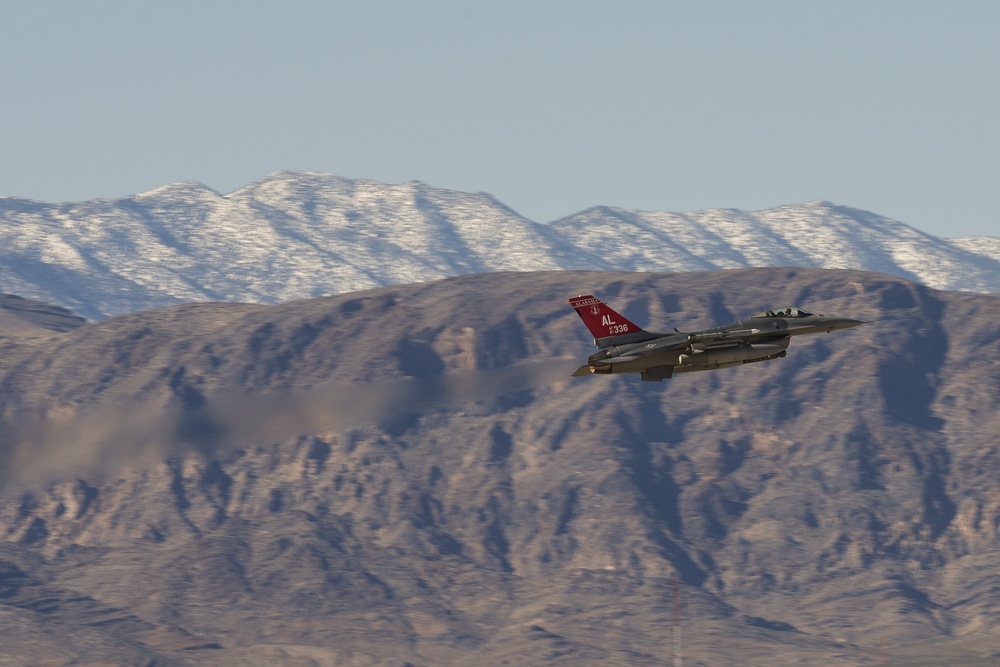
[752,306,814,319]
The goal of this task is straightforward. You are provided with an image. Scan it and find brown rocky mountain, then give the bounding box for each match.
[1,268,999,666]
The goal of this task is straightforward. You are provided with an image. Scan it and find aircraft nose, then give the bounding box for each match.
[829,318,866,331]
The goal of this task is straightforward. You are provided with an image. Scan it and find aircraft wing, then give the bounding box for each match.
[597,354,642,363]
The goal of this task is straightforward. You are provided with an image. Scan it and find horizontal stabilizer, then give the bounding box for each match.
[571,365,592,377]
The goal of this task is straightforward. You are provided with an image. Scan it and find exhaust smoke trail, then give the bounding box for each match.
[0,358,577,492]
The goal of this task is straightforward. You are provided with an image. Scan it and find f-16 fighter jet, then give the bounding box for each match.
[569,295,864,381]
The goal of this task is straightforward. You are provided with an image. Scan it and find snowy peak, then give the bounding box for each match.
[133,180,222,202]
[1,171,998,319]
[551,198,999,292]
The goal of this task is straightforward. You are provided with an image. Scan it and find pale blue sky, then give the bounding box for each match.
[2,1,998,238]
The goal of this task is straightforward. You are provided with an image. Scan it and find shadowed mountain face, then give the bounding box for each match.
[0,294,85,335]
[1,268,999,666]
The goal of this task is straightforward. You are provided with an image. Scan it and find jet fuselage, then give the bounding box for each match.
[569,297,864,381]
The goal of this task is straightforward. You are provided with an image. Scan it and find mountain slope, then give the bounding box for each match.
[2,172,998,319]
[1,269,999,665]
[549,202,1000,293]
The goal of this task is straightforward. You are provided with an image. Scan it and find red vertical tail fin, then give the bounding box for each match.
[568,295,644,341]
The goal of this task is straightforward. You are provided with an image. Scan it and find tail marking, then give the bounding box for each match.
[568,295,643,340]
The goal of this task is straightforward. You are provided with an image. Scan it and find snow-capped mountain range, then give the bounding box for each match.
[2,171,998,319]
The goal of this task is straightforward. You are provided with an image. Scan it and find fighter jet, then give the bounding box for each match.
[569,294,864,381]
